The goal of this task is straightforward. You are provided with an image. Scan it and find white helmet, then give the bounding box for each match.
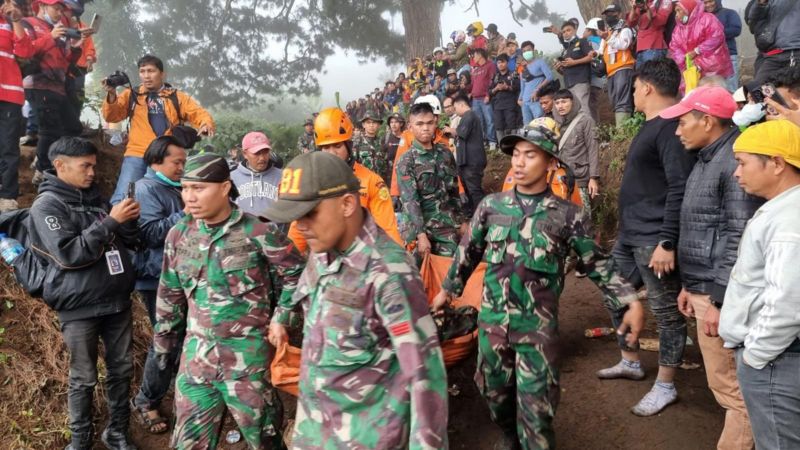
[414,95,442,115]
[586,17,602,31]
[433,47,445,55]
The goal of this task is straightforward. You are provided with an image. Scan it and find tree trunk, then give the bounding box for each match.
[401,0,443,62]
[576,0,630,22]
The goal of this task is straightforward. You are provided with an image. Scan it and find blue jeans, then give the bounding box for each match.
[635,49,668,69]
[736,346,800,449]
[521,101,543,127]
[727,54,740,93]
[471,99,496,144]
[608,243,686,367]
[111,156,148,205]
[133,290,180,411]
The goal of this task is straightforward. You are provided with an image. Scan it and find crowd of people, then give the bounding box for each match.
[2,0,800,450]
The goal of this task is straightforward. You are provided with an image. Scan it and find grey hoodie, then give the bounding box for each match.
[230,161,282,218]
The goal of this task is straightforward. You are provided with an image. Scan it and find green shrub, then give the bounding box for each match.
[204,113,305,161]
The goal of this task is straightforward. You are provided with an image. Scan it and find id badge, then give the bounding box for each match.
[105,250,125,275]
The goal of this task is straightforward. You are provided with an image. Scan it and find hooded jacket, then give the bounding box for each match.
[677,128,763,304]
[710,0,742,56]
[134,168,184,291]
[230,160,282,218]
[556,101,599,186]
[745,0,800,53]
[28,172,137,322]
[21,16,81,96]
[0,17,33,105]
[669,2,733,78]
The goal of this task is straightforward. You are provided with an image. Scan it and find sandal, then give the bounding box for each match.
[131,400,169,434]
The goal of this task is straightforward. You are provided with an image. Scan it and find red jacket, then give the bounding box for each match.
[21,16,81,96]
[0,17,33,105]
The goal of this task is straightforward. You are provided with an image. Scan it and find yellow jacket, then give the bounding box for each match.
[102,85,215,158]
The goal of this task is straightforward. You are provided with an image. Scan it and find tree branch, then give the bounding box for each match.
[508,0,523,26]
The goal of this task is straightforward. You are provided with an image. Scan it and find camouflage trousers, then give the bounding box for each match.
[475,326,561,450]
[429,226,459,257]
[172,371,285,450]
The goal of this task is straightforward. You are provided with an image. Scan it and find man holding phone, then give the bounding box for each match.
[625,0,675,68]
[102,54,215,205]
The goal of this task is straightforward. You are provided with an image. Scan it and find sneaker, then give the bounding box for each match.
[631,383,678,416]
[596,360,646,380]
[0,198,18,213]
[19,133,38,146]
[489,142,497,151]
[32,170,44,186]
[574,269,587,278]
[101,429,138,450]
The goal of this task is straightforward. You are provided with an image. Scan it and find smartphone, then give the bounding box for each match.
[90,13,102,32]
[126,182,136,200]
[762,83,789,108]
[542,27,551,33]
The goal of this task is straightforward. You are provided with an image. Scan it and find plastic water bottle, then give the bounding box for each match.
[0,233,24,264]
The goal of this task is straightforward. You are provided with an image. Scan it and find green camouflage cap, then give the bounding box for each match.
[181,154,239,199]
[499,124,563,163]
[360,109,383,123]
[262,152,360,223]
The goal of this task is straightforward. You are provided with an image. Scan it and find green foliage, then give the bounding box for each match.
[596,112,645,142]
[206,113,304,162]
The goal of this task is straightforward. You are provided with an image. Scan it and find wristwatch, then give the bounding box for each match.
[658,239,674,251]
[710,299,723,309]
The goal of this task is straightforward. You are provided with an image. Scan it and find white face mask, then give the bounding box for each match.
[733,103,766,127]
[680,15,689,24]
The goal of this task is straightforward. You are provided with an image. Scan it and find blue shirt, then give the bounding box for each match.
[146,92,169,137]
[518,59,553,103]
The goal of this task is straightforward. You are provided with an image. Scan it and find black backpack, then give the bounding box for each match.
[126,85,183,126]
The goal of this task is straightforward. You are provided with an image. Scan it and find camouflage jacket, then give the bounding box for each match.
[297,132,317,154]
[352,133,389,182]
[154,207,305,381]
[273,214,448,450]
[395,139,464,239]
[442,189,638,351]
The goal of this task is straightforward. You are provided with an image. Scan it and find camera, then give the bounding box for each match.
[65,28,82,39]
[104,70,130,88]
[635,0,646,4]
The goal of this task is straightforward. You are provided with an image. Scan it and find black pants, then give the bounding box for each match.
[0,101,21,199]
[26,89,82,172]
[754,50,798,84]
[134,290,180,411]
[493,106,520,140]
[458,165,486,218]
[61,308,134,445]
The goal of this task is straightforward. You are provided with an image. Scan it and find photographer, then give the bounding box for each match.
[490,54,521,141]
[0,0,33,213]
[21,0,87,182]
[102,54,215,205]
[626,0,676,68]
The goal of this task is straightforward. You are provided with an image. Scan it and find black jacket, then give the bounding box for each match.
[677,128,764,304]
[29,172,138,322]
[455,109,486,167]
[489,70,520,111]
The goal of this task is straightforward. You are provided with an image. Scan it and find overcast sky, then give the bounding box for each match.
[318,0,583,106]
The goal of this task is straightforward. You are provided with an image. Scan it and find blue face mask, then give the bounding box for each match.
[155,171,182,187]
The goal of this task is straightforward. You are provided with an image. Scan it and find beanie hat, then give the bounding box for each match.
[733,120,800,169]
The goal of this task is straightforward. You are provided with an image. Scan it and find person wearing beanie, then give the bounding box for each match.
[719,120,800,449]
[662,86,761,448]
[669,0,733,93]
[153,153,305,449]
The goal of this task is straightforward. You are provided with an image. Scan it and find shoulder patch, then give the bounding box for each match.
[378,186,390,201]
[45,216,61,231]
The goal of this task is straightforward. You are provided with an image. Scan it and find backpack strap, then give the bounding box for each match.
[126,86,184,127]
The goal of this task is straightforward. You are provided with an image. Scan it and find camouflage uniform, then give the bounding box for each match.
[352,133,390,182]
[154,207,305,450]
[272,214,449,450]
[441,189,638,450]
[296,132,317,154]
[395,139,464,256]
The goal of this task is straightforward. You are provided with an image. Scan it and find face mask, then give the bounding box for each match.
[732,103,766,127]
[43,11,56,25]
[156,171,182,187]
[605,16,619,27]
[523,50,534,61]
[563,35,576,44]
[680,14,689,24]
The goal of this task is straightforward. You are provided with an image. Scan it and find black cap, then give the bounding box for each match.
[487,23,498,32]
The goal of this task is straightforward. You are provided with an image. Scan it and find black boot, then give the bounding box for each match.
[101,429,137,450]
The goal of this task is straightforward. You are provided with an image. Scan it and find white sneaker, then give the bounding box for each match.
[0,198,18,213]
[631,384,678,416]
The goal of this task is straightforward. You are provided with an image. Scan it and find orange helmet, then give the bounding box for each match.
[314,108,354,146]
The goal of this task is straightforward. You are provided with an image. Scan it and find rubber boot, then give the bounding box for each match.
[615,112,632,127]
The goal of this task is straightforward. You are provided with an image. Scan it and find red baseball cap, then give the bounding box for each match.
[660,86,738,120]
[242,131,272,154]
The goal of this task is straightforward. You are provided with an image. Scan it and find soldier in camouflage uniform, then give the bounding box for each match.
[352,109,390,182]
[433,124,646,450]
[296,119,317,154]
[154,154,305,450]
[264,152,448,450]
[395,102,465,257]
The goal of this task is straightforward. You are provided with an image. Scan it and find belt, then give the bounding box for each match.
[0,50,15,59]
[763,48,799,57]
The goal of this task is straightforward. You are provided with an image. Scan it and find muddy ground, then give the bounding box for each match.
[1,145,723,450]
